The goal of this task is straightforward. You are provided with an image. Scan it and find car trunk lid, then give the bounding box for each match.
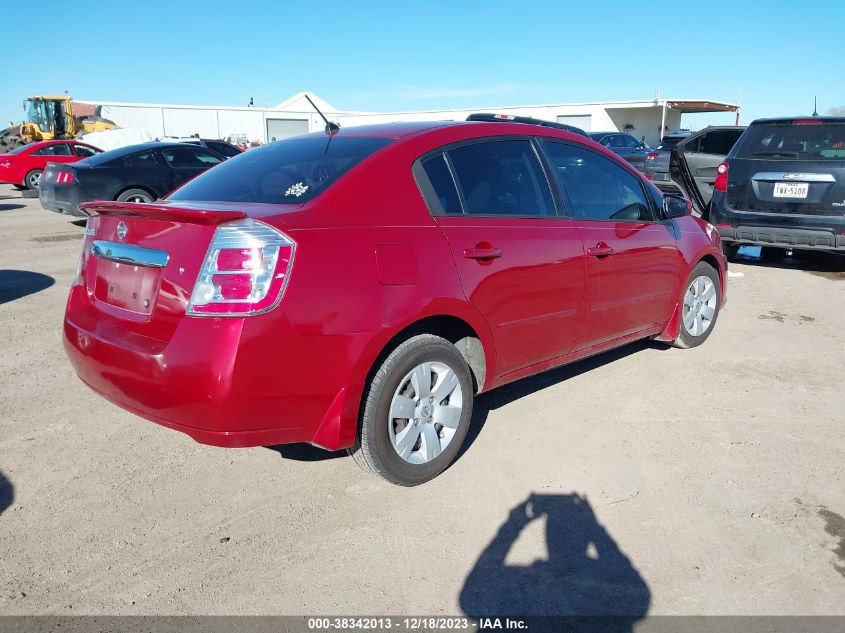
[726,159,845,216]
[73,201,294,342]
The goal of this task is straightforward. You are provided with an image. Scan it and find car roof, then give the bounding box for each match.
[316,121,460,139]
[749,116,845,125]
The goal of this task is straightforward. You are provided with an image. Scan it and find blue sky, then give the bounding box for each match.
[3,0,843,130]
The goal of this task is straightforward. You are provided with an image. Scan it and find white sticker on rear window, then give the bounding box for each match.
[285,182,309,197]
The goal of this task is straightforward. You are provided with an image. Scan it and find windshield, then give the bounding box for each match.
[167,136,393,204]
[735,121,845,160]
[9,144,30,155]
[25,99,52,131]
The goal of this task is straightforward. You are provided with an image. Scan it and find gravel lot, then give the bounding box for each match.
[0,183,843,617]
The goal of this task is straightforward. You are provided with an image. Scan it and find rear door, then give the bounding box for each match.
[32,142,76,168]
[417,138,587,376]
[539,139,679,348]
[671,128,744,213]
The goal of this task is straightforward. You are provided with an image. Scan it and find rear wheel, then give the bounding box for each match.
[116,188,154,203]
[672,261,721,349]
[349,334,474,486]
[24,169,42,190]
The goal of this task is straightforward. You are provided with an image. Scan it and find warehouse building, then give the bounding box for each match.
[77,92,739,146]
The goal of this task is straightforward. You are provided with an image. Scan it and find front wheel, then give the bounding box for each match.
[349,334,474,486]
[672,261,721,349]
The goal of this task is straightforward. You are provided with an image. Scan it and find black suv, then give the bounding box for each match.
[710,117,845,257]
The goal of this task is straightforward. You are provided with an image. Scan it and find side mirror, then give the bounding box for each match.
[663,194,692,218]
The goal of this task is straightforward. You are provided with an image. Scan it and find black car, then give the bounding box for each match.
[648,126,745,208]
[177,138,243,158]
[588,132,651,169]
[709,117,845,257]
[39,142,225,216]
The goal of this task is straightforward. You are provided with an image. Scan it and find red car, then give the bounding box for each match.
[0,140,102,190]
[63,121,727,486]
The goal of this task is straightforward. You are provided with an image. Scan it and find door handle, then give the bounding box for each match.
[587,242,614,258]
[463,247,502,260]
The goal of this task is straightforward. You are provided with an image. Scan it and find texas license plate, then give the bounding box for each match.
[773,182,809,198]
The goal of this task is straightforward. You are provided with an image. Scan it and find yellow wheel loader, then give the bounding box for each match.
[0,96,118,151]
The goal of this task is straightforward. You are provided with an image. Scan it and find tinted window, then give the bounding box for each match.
[73,144,99,157]
[206,141,241,158]
[446,140,554,216]
[687,130,742,155]
[420,153,461,214]
[540,141,655,222]
[10,145,30,155]
[33,143,72,156]
[123,150,159,167]
[168,136,391,204]
[621,135,641,148]
[162,147,223,168]
[734,121,845,160]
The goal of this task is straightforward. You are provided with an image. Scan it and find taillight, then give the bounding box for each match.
[714,162,729,193]
[187,218,295,317]
[56,171,75,185]
[646,152,658,160]
[793,119,823,125]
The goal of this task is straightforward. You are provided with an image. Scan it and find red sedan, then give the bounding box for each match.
[0,140,102,190]
[63,120,727,486]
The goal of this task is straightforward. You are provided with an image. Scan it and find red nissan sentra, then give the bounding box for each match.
[63,120,727,486]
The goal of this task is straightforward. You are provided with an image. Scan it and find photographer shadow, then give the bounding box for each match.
[460,494,650,633]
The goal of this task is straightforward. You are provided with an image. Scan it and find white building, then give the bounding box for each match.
[78,92,739,146]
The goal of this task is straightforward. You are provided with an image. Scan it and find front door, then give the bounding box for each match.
[417,138,587,376]
[539,139,679,348]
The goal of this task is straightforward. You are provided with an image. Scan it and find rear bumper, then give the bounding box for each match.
[63,287,370,449]
[717,224,845,251]
[39,185,87,216]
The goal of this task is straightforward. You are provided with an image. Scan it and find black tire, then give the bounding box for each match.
[672,261,722,349]
[760,246,782,262]
[348,334,474,486]
[24,169,42,190]
[116,188,154,203]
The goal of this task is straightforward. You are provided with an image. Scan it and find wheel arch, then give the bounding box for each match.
[310,306,497,452]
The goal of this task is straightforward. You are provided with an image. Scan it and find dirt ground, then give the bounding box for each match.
[0,183,843,618]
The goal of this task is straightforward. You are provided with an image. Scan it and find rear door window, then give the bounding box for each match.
[167,136,392,203]
[33,143,72,156]
[688,130,743,155]
[444,139,555,216]
[540,140,656,222]
[734,121,845,159]
[419,153,461,215]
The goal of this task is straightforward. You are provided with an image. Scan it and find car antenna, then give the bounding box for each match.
[304,94,340,153]
[812,96,818,116]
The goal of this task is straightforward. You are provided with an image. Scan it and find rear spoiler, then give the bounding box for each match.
[78,201,246,225]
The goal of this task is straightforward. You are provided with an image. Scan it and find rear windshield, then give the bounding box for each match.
[167,136,392,204]
[735,121,845,160]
